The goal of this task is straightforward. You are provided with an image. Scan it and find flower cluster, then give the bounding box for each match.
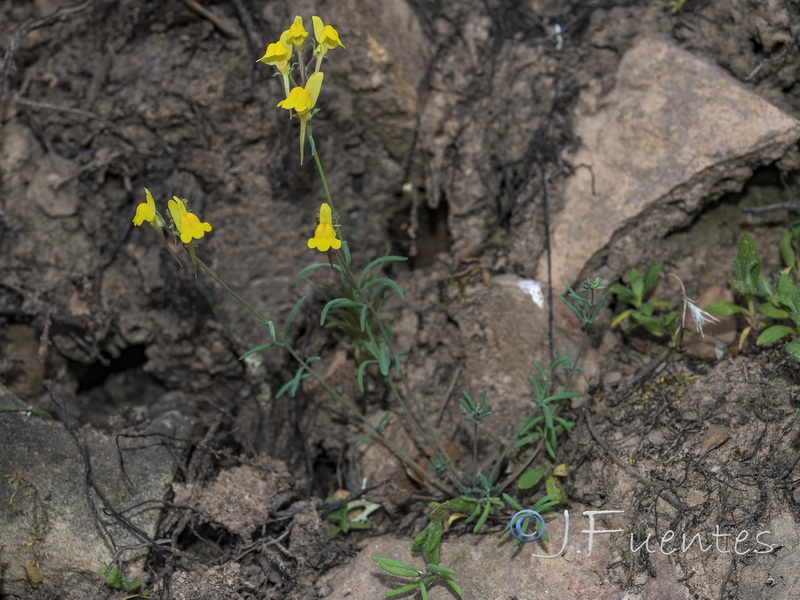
[132,189,211,244]
[258,16,344,253]
[257,15,345,165]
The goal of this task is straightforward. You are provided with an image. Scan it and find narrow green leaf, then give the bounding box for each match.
[786,340,800,362]
[756,325,794,345]
[386,583,421,596]
[321,298,363,326]
[442,574,463,597]
[364,277,406,300]
[759,304,789,319]
[372,557,419,574]
[473,503,492,532]
[358,255,408,287]
[542,391,581,402]
[357,359,378,394]
[275,377,297,399]
[780,230,795,269]
[611,308,633,328]
[294,262,337,285]
[422,521,443,565]
[609,282,635,304]
[426,564,455,575]
[542,404,554,430]
[643,262,663,293]
[733,234,761,284]
[282,296,306,337]
[544,439,555,459]
[630,269,644,302]
[239,343,281,359]
[378,348,390,376]
[703,300,747,316]
[341,240,352,266]
[376,565,419,578]
[517,467,547,490]
[531,493,561,513]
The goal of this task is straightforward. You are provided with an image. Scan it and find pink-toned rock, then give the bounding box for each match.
[539,36,800,289]
[320,506,688,600]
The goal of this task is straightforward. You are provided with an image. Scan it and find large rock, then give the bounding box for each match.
[539,36,800,289]
[319,507,677,600]
[0,384,193,597]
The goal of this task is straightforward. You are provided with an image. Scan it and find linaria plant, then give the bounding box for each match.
[133,16,607,599]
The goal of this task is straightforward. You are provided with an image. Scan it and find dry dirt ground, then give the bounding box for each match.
[3,0,800,599]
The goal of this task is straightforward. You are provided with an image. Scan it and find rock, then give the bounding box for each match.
[540,36,800,289]
[320,507,682,600]
[172,456,295,539]
[737,513,800,598]
[0,383,193,597]
[445,274,563,447]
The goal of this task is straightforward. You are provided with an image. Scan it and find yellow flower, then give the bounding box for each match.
[287,16,308,49]
[308,203,341,251]
[277,71,324,164]
[257,33,292,76]
[168,196,212,244]
[133,188,159,227]
[312,16,345,51]
[277,71,323,118]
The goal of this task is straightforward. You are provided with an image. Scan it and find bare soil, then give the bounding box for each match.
[2,1,800,599]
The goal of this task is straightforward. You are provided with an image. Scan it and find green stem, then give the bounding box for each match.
[472,420,478,481]
[193,254,456,495]
[284,344,456,497]
[196,257,270,325]
[491,315,591,492]
[308,129,333,212]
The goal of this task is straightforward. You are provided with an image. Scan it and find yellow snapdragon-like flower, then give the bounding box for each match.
[258,40,289,68]
[133,188,161,227]
[168,196,212,244]
[312,16,344,72]
[287,16,308,49]
[308,203,341,251]
[312,16,345,51]
[277,71,324,164]
[257,29,293,76]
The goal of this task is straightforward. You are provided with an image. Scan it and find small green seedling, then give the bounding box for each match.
[779,211,800,275]
[610,262,677,337]
[704,234,778,349]
[372,557,462,599]
[326,498,381,538]
[99,566,149,597]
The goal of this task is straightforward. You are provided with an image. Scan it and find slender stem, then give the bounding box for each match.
[192,254,456,495]
[495,438,545,495]
[195,257,270,325]
[308,130,333,211]
[297,46,307,86]
[285,344,457,497]
[472,420,478,480]
[491,304,593,491]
